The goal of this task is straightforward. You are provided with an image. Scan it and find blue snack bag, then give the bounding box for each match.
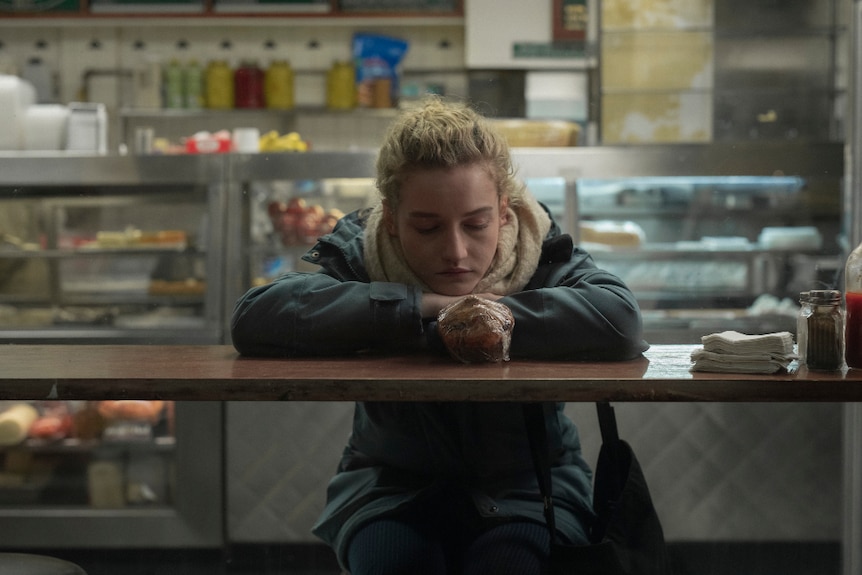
[353,33,409,107]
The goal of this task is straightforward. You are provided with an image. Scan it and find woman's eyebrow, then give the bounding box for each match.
[407,207,494,219]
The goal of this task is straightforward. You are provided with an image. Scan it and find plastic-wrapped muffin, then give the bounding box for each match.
[437,295,514,363]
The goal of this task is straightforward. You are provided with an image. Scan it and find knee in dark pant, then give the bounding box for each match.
[346,519,448,575]
[462,522,549,575]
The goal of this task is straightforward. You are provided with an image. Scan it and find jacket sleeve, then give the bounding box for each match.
[231,271,425,356]
[499,245,648,361]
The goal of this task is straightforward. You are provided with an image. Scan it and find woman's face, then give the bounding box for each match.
[384,163,508,296]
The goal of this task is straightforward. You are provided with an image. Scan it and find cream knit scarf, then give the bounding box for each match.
[364,192,551,296]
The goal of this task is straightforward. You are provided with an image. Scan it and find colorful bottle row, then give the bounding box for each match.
[163,59,295,110]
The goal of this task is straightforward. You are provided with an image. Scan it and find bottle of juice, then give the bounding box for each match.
[846,241,862,368]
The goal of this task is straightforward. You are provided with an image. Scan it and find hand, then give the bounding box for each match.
[421,292,503,319]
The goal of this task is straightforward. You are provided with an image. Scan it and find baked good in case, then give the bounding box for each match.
[97,400,165,424]
[0,403,39,446]
[437,295,514,363]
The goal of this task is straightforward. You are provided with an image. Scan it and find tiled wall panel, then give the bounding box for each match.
[227,401,842,543]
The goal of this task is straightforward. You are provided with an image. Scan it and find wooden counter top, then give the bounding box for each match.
[1,344,861,402]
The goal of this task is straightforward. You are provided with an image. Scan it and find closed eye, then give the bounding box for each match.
[407,208,495,235]
[464,216,493,231]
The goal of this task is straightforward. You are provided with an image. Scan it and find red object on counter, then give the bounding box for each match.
[234,61,265,109]
[185,132,232,154]
[846,291,862,368]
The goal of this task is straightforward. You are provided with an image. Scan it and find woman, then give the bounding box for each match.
[231,97,647,575]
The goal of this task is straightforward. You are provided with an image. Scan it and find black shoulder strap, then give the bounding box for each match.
[596,400,619,443]
[523,401,619,542]
[523,402,557,539]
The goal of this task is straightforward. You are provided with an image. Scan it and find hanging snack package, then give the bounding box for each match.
[353,33,409,108]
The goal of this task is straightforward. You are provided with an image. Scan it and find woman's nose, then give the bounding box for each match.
[441,228,468,262]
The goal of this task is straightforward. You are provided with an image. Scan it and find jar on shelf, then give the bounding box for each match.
[234,60,265,109]
[184,59,204,110]
[805,289,845,371]
[205,60,234,110]
[163,59,184,110]
[846,240,862,368]
[265,60,294,110]
[327,60,355,110]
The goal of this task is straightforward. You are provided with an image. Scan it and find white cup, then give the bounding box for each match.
[232,127,260,153]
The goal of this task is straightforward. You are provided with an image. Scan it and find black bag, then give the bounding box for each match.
[523,402,671,575]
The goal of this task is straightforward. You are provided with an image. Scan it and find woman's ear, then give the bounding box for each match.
[382,202,398,236]
[499,196,510,226]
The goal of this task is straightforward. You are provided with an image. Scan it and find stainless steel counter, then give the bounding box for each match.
[0,141,842,185]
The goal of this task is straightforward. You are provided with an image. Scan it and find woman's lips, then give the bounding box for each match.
[439,268,471,277]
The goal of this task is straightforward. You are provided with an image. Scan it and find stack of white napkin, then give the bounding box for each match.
[690,330,797,374]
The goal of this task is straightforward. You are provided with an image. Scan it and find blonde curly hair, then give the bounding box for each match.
[375,96,526,210]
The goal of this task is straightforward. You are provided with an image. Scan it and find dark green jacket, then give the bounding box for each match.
[231,207,647,569]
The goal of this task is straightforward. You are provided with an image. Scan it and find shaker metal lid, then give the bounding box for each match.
[808,289,841,304]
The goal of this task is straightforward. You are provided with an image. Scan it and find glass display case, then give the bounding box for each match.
[511,143,845,342]
[0,400,222,548]
[0,155,224,548]
[0,155,226,344]
[4,145,840,345]
[574,175,839,341]
[223,152,380,317]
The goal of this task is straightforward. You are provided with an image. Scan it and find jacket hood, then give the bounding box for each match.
[302,208,373,282]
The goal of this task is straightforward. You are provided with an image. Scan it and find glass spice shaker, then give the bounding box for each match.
[805,289,845,371]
